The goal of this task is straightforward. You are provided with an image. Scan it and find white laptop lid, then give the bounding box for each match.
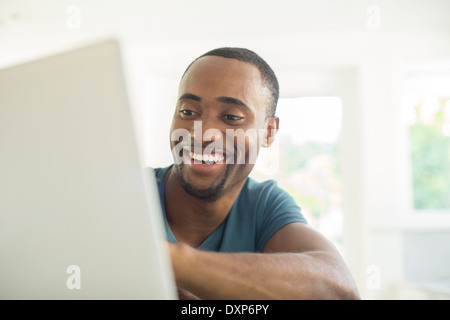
[0,40,177,299]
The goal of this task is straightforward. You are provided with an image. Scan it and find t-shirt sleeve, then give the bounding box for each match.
[256,181,307,252]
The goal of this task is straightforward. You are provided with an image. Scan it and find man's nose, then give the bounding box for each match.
[190,116,223,143]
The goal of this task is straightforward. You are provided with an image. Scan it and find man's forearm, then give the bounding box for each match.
[169,243,359,300]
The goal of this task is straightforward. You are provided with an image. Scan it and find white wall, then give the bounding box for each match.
[2,0,450,299]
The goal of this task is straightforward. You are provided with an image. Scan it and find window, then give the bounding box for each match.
[402,69,450,212]
[251,97,343,249]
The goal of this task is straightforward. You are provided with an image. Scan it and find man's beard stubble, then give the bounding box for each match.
[175,163,232,201]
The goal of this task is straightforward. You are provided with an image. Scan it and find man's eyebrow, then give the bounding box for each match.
[178,93,202,102]
[216,96,249,109]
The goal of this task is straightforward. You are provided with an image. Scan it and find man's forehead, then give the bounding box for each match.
[181,56,264,87]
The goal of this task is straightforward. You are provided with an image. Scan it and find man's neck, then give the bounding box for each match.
[164,167,245,248]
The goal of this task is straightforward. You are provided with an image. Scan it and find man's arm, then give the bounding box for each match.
[169,222,360,300]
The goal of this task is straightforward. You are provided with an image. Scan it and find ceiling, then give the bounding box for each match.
[1,0,450,78]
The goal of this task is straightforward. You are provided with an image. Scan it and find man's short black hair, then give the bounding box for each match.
[182,47,279,118]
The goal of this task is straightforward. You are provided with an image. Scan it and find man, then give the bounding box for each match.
[154,47,359,299]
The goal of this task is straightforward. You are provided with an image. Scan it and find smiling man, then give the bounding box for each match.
[154,47,359,299]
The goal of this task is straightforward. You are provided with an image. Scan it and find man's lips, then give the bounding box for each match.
[180,145,234,165]
[177,147,227,175]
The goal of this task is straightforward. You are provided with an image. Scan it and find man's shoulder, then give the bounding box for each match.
[237,177,307,251]
[241,176,306,219]
[242,177,286,199]
[238,177,299,214]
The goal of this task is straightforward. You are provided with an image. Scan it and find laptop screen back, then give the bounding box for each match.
[0,40,176,299]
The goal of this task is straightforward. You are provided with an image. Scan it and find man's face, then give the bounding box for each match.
[169,56,275,200]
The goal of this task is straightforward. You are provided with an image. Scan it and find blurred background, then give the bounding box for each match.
[1,0,449,299]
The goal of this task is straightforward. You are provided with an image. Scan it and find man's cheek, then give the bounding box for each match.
[244,135,258,165]
[225,129,258,165]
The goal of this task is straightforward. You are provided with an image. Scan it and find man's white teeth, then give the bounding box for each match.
[190,152,224,163]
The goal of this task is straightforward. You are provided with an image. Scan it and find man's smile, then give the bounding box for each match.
[190,151,225,164]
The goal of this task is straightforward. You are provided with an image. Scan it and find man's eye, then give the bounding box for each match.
[223,114,244,121]
[180,110,197,117]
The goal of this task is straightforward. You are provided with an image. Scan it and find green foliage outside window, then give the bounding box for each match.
[409,100,450,210]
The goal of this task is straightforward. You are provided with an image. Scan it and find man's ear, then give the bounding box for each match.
[261,116,279,148]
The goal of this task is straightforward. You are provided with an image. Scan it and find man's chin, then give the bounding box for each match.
[176,163,229,201]
[179,179,226,201]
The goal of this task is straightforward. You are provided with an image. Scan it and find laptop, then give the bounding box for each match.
[0,39,177,299]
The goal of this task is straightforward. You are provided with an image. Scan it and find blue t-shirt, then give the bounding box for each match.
[154,165,307,253]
